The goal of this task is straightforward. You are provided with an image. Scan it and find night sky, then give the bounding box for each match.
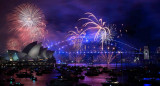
[0,0,160,52]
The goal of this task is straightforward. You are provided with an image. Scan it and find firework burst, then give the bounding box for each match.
[100,53,120,65]
[67,26,86,50]
[8,3,47,46]
[79,12,112,50]
[7,38,22,51]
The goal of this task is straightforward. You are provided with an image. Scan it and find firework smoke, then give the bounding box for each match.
[7,3,47,48]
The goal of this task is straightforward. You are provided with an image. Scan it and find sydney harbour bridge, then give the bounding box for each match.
[45,35,143,65]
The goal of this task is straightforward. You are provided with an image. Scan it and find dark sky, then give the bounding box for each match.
[0,0,160,52]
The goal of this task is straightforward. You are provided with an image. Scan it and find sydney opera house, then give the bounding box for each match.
[2,41,56,65]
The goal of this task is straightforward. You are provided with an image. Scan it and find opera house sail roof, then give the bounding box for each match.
[22,41,38,54]
[5,41,56,62]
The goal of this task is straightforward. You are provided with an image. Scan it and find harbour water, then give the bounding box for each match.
[1,63,152,86]
[1,63,123,86]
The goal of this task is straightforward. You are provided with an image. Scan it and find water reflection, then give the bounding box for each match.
[144,84,152,86]
[4,64,121,86]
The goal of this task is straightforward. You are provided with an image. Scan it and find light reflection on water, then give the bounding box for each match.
[6,64,122,86]
[79,73,110,86]
[143,84,152,86]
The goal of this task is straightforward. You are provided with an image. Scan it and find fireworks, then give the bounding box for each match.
[67,26,86,50]
[112,24,127,38]
[8,3,47,46]
[69,53,85,63]
[7,38,22,51]
[79,12,112,50]
[100,53,120,65]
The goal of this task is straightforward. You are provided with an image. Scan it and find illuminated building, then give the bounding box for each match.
[144,46,149,60]
[5,41,56,62]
